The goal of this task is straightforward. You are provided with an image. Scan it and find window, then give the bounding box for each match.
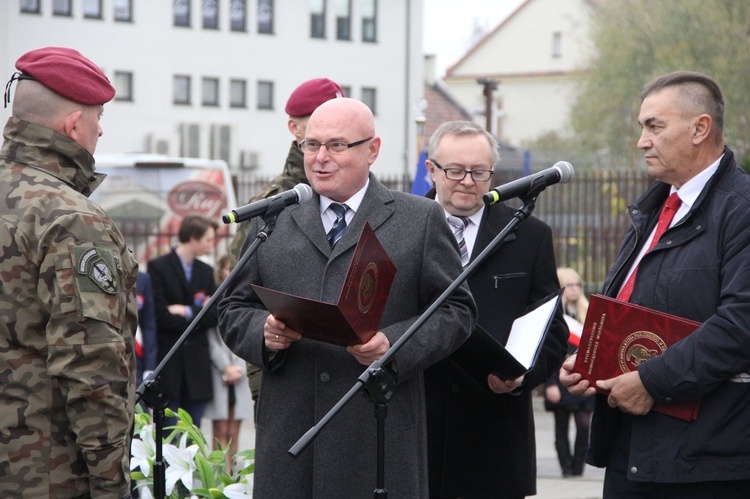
[53,0,72,16]
[180,123,200,157]
[257,81,274,110]
[336,0,351,40]
[174,0,191,27]
[230,0,246,32]
[339,85,351,98]
[202,77,220,107]
[202,0,218,29]
[174,75,191,105]
[114,0,133,21]
[83,0,102,19]
[114,71,133,101]
[362,0,377,42]
[230,79,247,108]
[310,0,325,39]
[552,32,562,58]
[20,0,40,14]
[210,124,231,162]
[257,0,273,34]
[362,87,377,114]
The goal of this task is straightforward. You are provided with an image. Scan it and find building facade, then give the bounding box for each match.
[443,0,593,147]
[1,0,424,177]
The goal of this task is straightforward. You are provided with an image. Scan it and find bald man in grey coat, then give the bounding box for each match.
[219,98,476,497]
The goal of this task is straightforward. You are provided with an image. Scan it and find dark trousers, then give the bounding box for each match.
[604,416,750,499]
[166,399,205,428]
[553,409,591,476]
[604,466,750,499]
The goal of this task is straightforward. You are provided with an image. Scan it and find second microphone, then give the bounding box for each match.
[484,161,574,205]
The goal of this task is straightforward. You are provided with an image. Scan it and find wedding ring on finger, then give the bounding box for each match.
[275,334,279,340]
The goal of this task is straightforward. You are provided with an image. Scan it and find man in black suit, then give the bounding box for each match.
[424,121,568,498]
[148,214,219,425]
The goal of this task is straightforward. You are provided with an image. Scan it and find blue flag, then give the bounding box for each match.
[411,149,431,196]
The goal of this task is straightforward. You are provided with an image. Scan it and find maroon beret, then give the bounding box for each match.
[15,47,115,105]
[285,78,345,117]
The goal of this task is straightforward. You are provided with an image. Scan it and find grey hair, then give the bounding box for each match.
[427,120,500,165]
[642,71,724,136]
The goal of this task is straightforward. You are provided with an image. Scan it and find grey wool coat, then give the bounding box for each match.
[218,174,477,498]
[202,327,254,421]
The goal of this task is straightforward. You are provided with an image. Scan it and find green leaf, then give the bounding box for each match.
[195,453,217,490]
[130,471,147,481]
[237,464,255,477]
[207,449,227,466]
[235,448,255,460]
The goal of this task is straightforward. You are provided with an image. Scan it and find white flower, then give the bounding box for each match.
[223,481,254,498]
[137,485,154,499]
[130,424,156,478]
[163,436,199,495]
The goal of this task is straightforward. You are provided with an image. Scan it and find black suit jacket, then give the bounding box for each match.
[148,250,218,403]
[424,193,568,498]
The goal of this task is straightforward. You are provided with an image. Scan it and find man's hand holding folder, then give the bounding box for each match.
[571,294,702,421]
[450,290,563,389]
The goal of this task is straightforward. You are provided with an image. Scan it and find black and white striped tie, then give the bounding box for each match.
[447,215,470,265]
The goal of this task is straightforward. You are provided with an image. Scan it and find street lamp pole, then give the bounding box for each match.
[477,77,498,133]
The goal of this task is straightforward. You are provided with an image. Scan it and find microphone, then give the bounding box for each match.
[222,183,313,223]
[483,161,574,205]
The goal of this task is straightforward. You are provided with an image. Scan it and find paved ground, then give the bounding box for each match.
[203,394,604,498]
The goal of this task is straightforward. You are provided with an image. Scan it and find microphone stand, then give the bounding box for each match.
[136,197,289,499]
[289,192,542,497]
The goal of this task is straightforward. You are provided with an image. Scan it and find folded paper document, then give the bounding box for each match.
[452,289,563,385]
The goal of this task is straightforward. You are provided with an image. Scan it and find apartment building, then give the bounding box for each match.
[0,0,424,176]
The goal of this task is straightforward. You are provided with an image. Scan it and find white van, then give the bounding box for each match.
[91,153,237,264]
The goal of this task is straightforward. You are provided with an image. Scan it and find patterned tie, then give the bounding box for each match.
[327,203,348,248]
[617,192,682,302]
[447,215,470,266]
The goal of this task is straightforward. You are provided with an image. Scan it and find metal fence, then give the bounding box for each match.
[233,168,653,292]
[128,169,651,290]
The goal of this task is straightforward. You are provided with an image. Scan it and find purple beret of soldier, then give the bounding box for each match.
[15,47,115,106]
[284,78,345,117]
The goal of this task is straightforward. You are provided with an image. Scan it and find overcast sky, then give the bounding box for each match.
[423,0,526,76]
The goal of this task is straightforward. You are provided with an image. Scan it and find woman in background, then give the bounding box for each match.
[204,254,254,469]
[544,267,594,477]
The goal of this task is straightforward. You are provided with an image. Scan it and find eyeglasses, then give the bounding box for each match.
[430,159,494,182]
[565,282,583,288]
[299,137,373,154]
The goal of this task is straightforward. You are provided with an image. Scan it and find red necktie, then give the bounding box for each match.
[617,193,682,302]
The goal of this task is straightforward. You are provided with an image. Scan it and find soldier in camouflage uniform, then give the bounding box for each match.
[0,47,138,498]
[227,78,344,405]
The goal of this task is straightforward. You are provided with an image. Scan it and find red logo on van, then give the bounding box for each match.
[168,180,226,219]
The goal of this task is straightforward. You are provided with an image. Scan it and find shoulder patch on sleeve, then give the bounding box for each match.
[74,247,118,294]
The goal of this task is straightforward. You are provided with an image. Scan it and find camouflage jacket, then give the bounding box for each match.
[228,140,308,264]
[0,118,138,498]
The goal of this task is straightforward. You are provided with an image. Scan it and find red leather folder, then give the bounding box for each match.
[252,222,397,347]
[573,294,701,421]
